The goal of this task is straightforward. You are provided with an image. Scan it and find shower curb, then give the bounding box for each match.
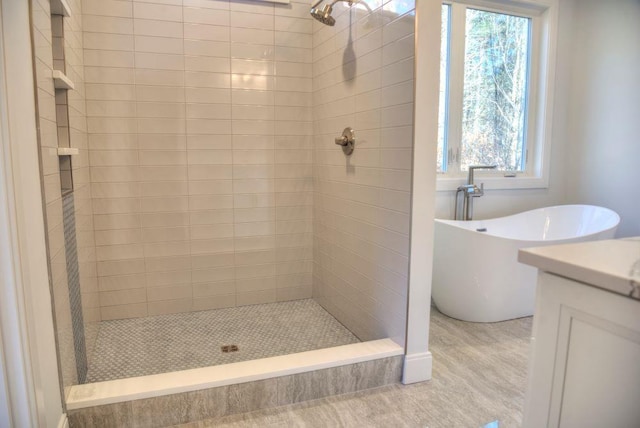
[66,341,403,427]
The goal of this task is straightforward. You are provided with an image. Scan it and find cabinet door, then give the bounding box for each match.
[524,272,640,428]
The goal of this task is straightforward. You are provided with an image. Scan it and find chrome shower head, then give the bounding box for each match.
[310,0,368,27]
[310,4,336,26]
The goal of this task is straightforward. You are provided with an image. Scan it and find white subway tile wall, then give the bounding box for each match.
[312,1,415,346]
[83,0,314,318]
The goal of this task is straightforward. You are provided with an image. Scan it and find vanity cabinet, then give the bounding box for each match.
[519,239,640,428]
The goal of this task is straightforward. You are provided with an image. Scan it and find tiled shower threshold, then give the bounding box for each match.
[65,338,404,410]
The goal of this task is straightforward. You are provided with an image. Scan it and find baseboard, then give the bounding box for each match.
[402,351,433,384]
[57,413,69,428]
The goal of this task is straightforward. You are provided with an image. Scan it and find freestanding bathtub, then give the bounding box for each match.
[432,205,620,322]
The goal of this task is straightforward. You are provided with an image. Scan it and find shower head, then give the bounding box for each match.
[310,0,372,27]
[310,3,336,26]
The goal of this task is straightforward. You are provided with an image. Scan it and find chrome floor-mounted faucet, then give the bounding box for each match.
[454,165,497,221]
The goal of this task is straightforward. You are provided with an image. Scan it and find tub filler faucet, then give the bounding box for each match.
[454,165,497,221]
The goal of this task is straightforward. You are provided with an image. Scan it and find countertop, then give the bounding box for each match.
[518,237,640,301]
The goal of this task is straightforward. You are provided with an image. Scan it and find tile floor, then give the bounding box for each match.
[172,308,533,428]
[86,300,359,382]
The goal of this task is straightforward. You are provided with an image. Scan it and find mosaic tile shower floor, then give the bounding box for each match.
[86,299,359,383]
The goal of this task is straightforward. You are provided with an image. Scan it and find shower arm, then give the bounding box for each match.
[311,0,371,12]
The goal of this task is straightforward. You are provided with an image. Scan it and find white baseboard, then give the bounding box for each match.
[57,413,69,428]
[402,351,433,384]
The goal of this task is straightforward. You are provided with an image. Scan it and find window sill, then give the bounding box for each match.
[436,174,549,192]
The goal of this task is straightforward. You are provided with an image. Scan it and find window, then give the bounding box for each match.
[437,0,557,189]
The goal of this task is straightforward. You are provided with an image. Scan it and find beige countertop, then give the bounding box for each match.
[518,238,640,301]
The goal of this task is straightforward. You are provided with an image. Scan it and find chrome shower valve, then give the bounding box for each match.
[335,127,355,155]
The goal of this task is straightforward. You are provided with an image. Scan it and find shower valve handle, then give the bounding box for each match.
[334,127,355,156]
[335,136,349,146]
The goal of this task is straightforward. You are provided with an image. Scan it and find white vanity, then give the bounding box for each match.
[519,238,640,428]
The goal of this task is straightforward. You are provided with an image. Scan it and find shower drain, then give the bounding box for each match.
[221,345,239,353]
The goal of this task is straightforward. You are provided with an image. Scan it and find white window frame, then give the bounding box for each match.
[437,0,559,191]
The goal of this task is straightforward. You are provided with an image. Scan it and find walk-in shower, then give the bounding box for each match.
[29,0,418,422]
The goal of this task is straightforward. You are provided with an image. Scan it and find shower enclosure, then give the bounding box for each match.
[30,0,417,421]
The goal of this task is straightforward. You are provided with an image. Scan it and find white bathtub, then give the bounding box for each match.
[432,205,620,322]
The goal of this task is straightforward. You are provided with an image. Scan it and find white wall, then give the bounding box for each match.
[564,0,640,237]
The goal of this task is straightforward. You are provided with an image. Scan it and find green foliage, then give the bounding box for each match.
[438,6,530,173]
[461,9,529,171]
